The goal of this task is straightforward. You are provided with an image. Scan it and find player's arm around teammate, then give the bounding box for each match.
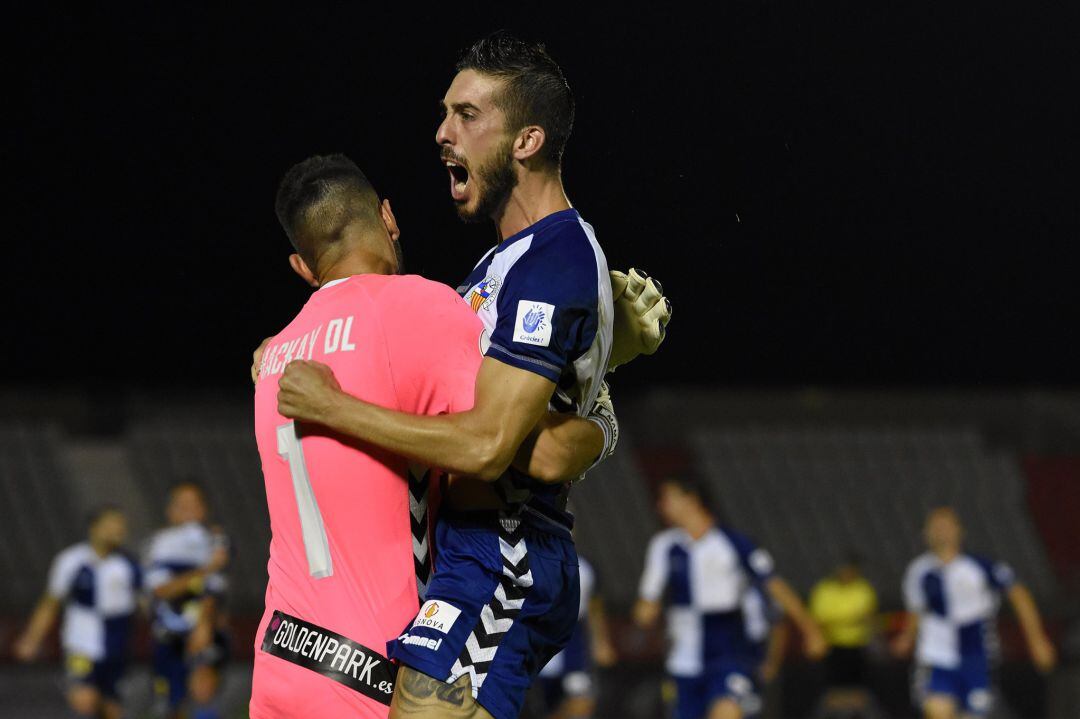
[279,353,555,481]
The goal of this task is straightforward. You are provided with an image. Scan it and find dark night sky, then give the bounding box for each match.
[6,4,1079,391]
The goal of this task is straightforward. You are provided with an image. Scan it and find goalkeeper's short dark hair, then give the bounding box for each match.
[274,153,381,267]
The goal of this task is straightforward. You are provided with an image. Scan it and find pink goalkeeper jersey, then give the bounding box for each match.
[250,274,482,719]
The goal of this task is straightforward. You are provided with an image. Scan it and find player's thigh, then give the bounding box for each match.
[66,683,101,716]
[924,694,958,719]
[389,666,495,719]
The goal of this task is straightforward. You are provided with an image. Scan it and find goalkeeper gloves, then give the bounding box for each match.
[609,268,671,371]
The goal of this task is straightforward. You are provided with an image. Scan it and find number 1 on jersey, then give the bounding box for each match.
[277,423,333,578]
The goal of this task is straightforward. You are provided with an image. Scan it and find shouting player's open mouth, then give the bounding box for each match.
[445,158,470,202]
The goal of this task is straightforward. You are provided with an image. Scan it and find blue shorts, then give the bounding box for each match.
[153,638,189,708]
[153,631,229,708]
[915,660,993,715]
[65,653,126,699]
[387,513,580,719]
[673,662,761,719]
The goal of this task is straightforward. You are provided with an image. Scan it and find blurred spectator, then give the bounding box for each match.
[809,554,878,718]
[634,476,826,719]
[535,555,617,719]
[145,481,231,719]
[891,507,1056,719]
[12,506,140,719]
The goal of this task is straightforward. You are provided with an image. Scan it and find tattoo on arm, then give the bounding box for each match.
[391,667,490,718]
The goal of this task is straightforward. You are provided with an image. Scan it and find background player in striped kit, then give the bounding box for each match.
[13,506,140,719]
[891,507,1056,719]
[634,477,826,719]
[145,481,230,719]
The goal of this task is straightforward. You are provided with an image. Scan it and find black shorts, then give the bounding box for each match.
[65,653,126,699]
[825,646,867,688]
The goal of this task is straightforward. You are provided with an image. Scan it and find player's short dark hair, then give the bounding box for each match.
[661,474,716,513]
[86,504,123,530]
[456,31,575,168]
[274,154,381,266]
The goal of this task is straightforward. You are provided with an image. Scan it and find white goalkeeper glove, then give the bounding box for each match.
[609,268,671,371]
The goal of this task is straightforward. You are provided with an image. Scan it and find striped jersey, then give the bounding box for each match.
[47,542,141,661]
[457,208,613,530]
[903,552,1015,668]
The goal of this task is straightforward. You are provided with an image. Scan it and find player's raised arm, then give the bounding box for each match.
[279,355,555,481]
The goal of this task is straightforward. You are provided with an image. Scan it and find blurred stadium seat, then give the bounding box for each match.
[0,423,78,612]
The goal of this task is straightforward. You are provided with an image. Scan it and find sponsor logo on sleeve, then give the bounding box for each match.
[515,300,555,347]
[411,600,461,634]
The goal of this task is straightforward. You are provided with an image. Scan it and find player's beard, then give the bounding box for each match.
[457,137,518,224]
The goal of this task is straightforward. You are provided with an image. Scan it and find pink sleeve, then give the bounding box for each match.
[377,277,483,416]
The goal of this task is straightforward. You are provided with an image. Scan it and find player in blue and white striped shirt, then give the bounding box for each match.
[146,481,230,719]
[891,507,1056,719]
[634,477,826,719]
[14,506,141,719]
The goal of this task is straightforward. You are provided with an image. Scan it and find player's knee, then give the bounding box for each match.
[66,685,100,716]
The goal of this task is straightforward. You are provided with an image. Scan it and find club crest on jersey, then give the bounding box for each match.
[411,600,461,634]
[515,300,555,347]
[468,276,500,312]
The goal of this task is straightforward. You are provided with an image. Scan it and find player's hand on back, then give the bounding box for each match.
[609,268,671,371]
[251,336,273,384]
[278,360,344,424]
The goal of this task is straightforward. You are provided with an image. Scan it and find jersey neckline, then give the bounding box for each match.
[495,207,581,251]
